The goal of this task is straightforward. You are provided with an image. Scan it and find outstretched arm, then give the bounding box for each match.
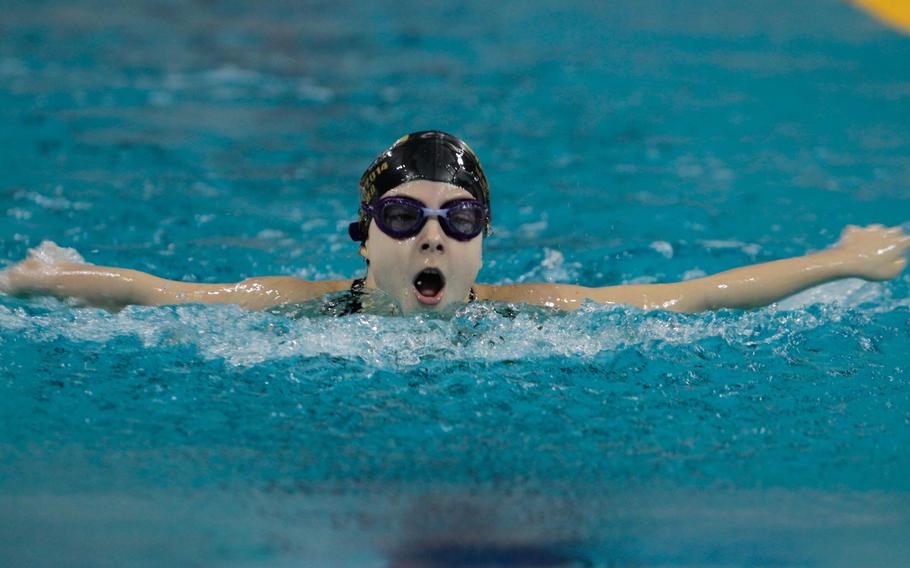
[476,225,909,312]
[652,224,908,311]
[0,241,350,310]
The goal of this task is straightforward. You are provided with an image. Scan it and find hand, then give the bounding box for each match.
[831,224,910,281]
[0,256,43,296]
[0,241,83,295]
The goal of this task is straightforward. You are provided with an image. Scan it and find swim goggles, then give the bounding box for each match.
[360,196,489,241]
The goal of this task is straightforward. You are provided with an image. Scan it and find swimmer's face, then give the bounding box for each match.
[362,180,483,314]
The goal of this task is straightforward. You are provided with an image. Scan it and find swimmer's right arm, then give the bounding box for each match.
[0,242,351,310]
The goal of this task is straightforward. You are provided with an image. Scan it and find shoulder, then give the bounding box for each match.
[472,282,591,309]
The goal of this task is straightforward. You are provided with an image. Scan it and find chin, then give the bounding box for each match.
[399,291,466,315]
[400,297,448,314]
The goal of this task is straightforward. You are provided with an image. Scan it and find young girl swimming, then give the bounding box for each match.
[2,131,908,314]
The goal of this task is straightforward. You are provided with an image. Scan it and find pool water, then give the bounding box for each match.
[2,1,910,566]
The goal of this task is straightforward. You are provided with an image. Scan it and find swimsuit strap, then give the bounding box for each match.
[351,277,366,295]
[320,277,368,316]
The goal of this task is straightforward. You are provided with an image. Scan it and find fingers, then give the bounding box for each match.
[851,224,900,232]
[849,224,909,239]
[898,234,910,253]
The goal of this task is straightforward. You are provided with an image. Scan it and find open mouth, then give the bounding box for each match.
[413,268,446,305]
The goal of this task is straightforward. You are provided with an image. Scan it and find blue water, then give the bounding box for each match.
[2,1,910,566]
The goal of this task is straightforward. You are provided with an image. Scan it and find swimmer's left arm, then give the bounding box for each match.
[674,224,909,311]
[476,225,909,312]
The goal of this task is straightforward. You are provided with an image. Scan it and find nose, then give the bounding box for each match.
[418,218,445,254]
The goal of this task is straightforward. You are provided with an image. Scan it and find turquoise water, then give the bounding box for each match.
[2,1,910,566]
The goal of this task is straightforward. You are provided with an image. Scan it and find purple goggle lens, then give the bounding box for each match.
[364,197,488,241]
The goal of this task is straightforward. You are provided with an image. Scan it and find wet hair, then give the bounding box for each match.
[349,130,491,242]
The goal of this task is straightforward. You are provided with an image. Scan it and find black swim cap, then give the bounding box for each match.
[349,131,491,242]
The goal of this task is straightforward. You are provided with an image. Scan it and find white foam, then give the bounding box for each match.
[14,190,91,211]
[26,240,88,265]
[697,239,761,258]
[2,280,902,371]
[514,248,581,283]
[6,208,32,220]
[650,240,674,259]
[681,268,708,281]
[776,277,886,310]
[516,216,549,239]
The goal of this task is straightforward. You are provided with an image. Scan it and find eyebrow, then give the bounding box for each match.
[392,192,474,205]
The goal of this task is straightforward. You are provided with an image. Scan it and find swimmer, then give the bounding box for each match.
[1,130,908,314]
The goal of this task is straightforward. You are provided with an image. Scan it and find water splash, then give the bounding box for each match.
[1,272,904,370]
[23,240,88,265]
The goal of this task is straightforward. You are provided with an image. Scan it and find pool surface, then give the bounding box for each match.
[2,1,910,566]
